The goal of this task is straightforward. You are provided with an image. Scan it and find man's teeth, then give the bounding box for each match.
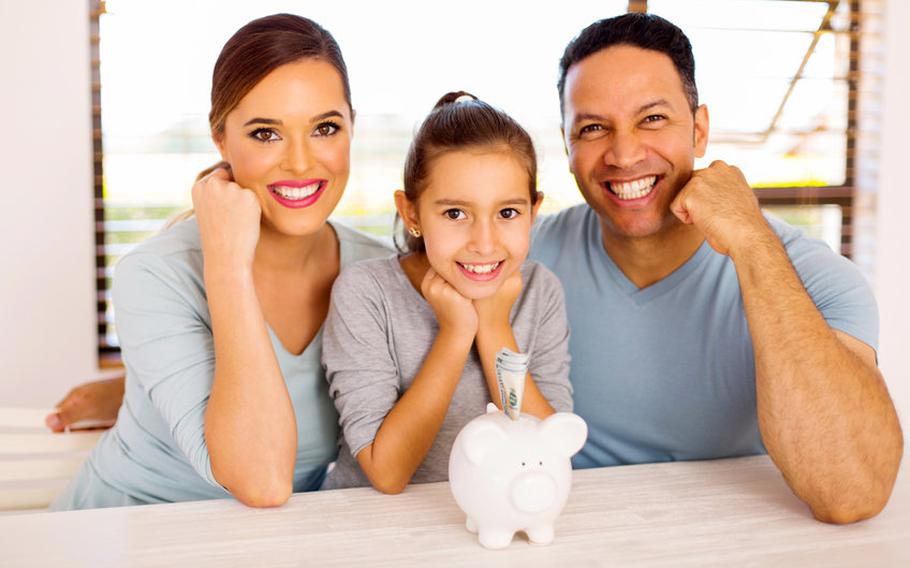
[271,183,320,200]
[460,262,501,274]
[608,176,657,200]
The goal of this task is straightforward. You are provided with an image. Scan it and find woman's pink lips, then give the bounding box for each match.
[456,261,504,282]
[267,180,326,209]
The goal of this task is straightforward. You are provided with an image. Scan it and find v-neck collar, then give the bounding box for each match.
[588,210,712,306]
[265,220,344,359]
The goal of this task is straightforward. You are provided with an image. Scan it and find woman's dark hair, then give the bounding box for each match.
[557,13,698,115]
[197,13,351,181]
[396,91,539,253]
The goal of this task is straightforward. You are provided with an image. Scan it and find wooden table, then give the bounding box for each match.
[2,456,907,567]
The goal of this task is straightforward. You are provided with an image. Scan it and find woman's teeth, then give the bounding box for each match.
[271,183,321,200]
[459,262,501,274]
[608,176,657,200]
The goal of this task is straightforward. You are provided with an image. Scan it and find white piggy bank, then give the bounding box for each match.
[448,403,588,549]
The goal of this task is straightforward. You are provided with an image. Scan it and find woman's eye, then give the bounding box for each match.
[500,208,520,219]
[250,128,280,143]
[314,121,339,137]
[444,209,466,221]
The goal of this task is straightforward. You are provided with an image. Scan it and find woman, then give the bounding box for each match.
[51,13,390,510]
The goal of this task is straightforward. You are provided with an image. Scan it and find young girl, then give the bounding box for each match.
[321,92,573,493]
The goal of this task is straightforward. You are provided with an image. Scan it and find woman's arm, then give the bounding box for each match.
[194,169,297,507]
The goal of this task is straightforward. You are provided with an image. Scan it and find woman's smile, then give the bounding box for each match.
[267,179,327,209]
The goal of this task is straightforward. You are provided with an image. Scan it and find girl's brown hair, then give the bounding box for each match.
[397,91,539,253]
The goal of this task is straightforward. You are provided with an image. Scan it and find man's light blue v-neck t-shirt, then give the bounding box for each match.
[529,204,877,469]
[51,218,391,510]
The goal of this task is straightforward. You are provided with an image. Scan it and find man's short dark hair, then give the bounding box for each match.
[558,13,698,115]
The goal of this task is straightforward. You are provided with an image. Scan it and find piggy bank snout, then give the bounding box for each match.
[510,471,557,513]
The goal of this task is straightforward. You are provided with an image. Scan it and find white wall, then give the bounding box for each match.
[877,0,910,445]
[0,0,98,406]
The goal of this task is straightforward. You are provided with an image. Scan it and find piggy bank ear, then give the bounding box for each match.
[539,412,587,458]
[459,420,508,466]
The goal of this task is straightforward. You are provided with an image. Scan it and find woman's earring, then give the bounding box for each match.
[407,226,422,238]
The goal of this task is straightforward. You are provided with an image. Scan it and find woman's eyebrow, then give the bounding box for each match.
[242,110,344,128]
[312,110,344,122]
[243,117,281,127]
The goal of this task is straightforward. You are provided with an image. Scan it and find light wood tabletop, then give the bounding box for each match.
[1,455,907,567]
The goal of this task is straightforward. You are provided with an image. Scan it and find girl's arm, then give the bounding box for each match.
[354,268,477,494]
[195,169,297,507]
[474,271,555,419]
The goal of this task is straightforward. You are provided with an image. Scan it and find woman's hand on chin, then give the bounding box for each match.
[192,167,261,270]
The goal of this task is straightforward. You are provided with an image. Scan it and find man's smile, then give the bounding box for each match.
[602,175,661,201]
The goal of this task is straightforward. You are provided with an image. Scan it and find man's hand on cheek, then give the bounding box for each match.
[670,160,772,257]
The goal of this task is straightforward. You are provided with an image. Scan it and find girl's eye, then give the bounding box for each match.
[500,208,520,219]
[314,121,340,137]
[250,128,280,143]
[444,209,466,221]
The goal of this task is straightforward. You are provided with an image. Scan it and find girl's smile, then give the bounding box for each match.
[399,148,541,300]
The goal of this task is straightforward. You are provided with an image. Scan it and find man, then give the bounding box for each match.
[529,12,902,524]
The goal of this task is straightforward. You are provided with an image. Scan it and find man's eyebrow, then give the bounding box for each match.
[638,99,671,113]
[571,99,673,125]
[242,110,344,127]
[572,113,607,125]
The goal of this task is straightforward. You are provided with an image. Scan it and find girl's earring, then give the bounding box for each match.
[407,226,422,238]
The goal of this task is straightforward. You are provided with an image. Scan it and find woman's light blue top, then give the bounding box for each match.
[51,218,391,510]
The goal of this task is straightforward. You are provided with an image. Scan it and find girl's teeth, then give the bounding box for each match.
[461,262,500,274]
[609,176,657,200]
[272,183,320,200]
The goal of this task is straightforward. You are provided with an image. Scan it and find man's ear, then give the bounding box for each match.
[394,190,419,230]
[694,104,709,158]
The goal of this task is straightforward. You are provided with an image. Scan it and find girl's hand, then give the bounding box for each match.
[192,167,261,269]
[421,268,478,338]
[474,269,523,332]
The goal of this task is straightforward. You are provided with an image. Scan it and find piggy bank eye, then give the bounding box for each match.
[539,461,543,466]
[521,462,526,467]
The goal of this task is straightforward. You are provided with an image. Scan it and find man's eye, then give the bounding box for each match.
[250,128,280,142]
[500,208,520,219]
[314,121,340,137]
[642,114,666,124]
[444,209,466,220]
[579,124,602,135]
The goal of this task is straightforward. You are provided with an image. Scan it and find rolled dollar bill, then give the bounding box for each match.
[495,348,529,421]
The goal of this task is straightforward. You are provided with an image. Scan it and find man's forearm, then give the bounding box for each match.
[731,226,903,523]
